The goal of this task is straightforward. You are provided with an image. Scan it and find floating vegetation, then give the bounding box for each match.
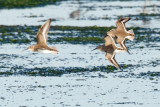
[0,0,61,9]
[1,64,158,78]
[140,13,160,17]
[55,37,103,44]
[0,64,133,77]
[139,72,160,77]
[0,25,159,44]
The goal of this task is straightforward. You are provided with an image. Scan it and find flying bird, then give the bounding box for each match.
[107,17,135,53]
[27,19,58,54]
[93,35,124,69]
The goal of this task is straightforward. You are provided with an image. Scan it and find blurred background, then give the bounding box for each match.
[0,0,160,107]
[0,0,159,27]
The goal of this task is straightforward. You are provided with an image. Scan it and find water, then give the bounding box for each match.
[0,0,159,28]
[0,0,160,107]
[0,76,159,107]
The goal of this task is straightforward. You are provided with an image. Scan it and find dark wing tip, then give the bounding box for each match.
[49,18,52,22]
[117,65,121,69]
[104,33,108,38]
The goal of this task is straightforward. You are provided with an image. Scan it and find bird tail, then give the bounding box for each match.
[51,46,58,52]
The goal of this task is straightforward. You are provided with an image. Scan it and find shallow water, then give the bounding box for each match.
[0,76,160,107]
[0,0,160,28]
[0,0,160,107]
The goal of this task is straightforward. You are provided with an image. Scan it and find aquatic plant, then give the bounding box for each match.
[0,0,60,9]
[0,25,159,44]
[0,64,132,77]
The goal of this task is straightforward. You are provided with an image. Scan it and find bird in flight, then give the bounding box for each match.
[27,19,58,54]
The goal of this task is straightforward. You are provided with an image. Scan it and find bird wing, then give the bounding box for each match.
[36,19,51,45]
[120,39,130,54]
[115,18,124,30]
[105,51,120,69]
[107,29,116,37]
[116,17,130,31]
[121,17,131,24]
[104,35,118,51]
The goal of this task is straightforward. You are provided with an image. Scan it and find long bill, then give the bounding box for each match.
[92,48,97,51]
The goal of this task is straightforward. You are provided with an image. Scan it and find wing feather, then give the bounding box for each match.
[105,52,120,69]
[36,19,51,45]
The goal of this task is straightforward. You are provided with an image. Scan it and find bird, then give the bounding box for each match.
[70,9,81,19]
[27,19,58,54]
[107,17,135,53]
[93,35,125,69]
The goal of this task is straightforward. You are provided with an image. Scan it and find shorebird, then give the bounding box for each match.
[27,19,58,54]
[70,9,81,19]
[107,17,135,53]
[93,35,124,69]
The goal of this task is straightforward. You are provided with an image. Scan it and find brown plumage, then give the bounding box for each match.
[93,35,124,69]
[107,17,135,53]
[27,19,58,54]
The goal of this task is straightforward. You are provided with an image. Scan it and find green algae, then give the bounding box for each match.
[0,64,131,77]
[56,37,103,43]
[0,0,60,9]
[140,13,160,17]
[0,0,136,9]
[140,72,160,77]
[0,25,159,44]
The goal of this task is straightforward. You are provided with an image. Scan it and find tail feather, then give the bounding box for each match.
[51,46,58,52]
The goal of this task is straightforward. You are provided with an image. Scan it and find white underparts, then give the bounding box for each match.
[37,49,57,54]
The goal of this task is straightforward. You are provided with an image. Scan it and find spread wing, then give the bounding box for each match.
[104,35,117,50]
[121,17,131,24]
[120,39,130,54]
[105,51,120,69]
[115,18,124,30]
[36,19,51,45]
[116,17,130,30]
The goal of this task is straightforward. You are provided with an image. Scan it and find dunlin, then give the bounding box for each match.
[27,19,58,54]
[107,17,135,53]
[93,35,124,69]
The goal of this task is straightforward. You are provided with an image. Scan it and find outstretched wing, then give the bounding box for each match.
[104,35,116,46]
[120,39,130,54]
[107,29,116,37]
[115,18,124,30]
[105,51,121,69]
[36,19,51,45]
[121,17,131,24]
[116,17,130,30]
